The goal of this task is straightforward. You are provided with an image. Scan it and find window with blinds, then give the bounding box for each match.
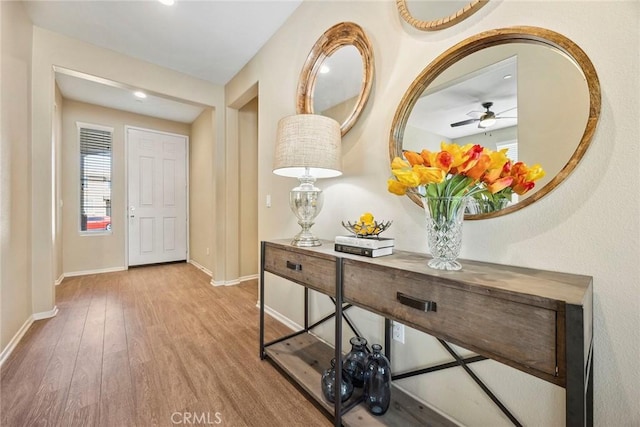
[79,124,113,233]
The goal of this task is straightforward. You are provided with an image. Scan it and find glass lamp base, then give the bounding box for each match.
[291,233,321,247]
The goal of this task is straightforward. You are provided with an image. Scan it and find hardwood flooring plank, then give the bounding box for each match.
[1,263,330,427]
[59,402,99,427]
[63,276,107,415]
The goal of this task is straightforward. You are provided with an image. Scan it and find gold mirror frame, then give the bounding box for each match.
[389,26,601,219]
[396,0,489,31]
[297,22,374,136]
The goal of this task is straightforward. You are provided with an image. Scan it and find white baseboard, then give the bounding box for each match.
[188,259,212,277]
[391,383,463,426]
[210,274,257,287]
[64,266,126,277]
[259,303,303,331]
[33,306,59,321]
[211,278,240,287]
[0,317,33,367]
[0,305,59,367]
[239,274,258,283]
[55,274,64,286]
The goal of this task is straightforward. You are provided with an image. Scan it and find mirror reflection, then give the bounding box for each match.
[397,0,488,31]
[403,43,589,208]
[312,45,363,128]
[390,27,601,219]
[405,0,477,22]
[297,22,374,136]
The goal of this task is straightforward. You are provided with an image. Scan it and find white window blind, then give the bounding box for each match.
[79,124,113,232]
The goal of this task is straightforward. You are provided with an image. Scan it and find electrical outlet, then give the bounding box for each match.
[392,321,405,344]
[206,248,210,255]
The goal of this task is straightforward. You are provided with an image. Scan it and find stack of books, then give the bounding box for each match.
[334,235,395,258]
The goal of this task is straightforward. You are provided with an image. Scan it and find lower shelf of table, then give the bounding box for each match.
[263,332,457,427]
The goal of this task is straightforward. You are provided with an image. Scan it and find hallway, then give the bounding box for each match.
[0,263,330,426]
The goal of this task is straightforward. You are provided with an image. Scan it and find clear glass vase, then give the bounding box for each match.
[343,337,368,388]
[467,197,509,214]
[423,196,468,271]
[363,344,391,416]
[321,358,354,403]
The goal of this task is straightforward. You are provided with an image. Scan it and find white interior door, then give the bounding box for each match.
[127,128,187,266]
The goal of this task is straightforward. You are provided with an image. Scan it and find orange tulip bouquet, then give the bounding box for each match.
[387,142,545,270]
[388,142,545,211]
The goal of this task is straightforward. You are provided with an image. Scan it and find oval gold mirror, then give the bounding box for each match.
[396,0,489,31]
[389,26,601,219]
[297,22,374,136]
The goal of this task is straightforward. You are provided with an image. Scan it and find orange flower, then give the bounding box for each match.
[387,141,544,202]
[434,151,453,173]
[403,150,424,166]
[488,176,514,194]
[465,153,492,180]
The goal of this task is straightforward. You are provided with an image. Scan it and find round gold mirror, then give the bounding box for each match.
[396,0,489,31]
[389,26,601,219]
[297,22,374,136]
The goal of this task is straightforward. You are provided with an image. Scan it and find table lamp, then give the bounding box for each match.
[273,114,342,247]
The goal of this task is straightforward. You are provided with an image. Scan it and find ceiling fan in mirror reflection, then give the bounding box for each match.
[450,102,517,129]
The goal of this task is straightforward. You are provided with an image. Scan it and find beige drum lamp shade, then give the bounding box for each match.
[273,114,342,178]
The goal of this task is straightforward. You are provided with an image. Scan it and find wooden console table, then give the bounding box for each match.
[259,240,593,426]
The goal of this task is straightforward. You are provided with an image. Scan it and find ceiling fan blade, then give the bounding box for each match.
[450,118,478,127]
[496,116,517,119]
[496,107,517,116]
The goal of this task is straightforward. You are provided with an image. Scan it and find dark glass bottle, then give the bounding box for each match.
[321,358,354,403]
[343,336,368,387]
[363,344,391,416]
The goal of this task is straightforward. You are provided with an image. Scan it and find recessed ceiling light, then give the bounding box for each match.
[503,74,513,79]
[158,0,175,5]
[319,65,330,74]
[134,91,147,99]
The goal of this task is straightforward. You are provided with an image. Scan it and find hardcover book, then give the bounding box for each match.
[334,244,393,258]
[334,235,395,249]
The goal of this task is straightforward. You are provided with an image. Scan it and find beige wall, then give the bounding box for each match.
[227,1,639,425]
[189,108,216,273]
[30,27,226,315]
[61,99,190,274]
[238,98,259,279]
[54,83,63,282]
[0,0,33,352]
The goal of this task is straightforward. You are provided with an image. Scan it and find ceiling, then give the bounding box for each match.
[24,0,302,123]
[408,56,518,140]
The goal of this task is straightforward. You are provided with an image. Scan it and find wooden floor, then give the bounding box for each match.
[0,263,331,427]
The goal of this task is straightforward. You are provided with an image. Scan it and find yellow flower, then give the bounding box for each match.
[526,164,546,182]
[391,157,411,170]
[413,165,446,185]
[359,212,374,224]
[387,178,408,195]
[392,168,421,187]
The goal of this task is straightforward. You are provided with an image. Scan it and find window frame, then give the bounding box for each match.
[77,122,114,236]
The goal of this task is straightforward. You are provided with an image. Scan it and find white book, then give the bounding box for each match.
[334,244,393,258]
[334,235,395,249]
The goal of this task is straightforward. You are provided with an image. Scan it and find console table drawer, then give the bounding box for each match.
[343,261,558,377]
[263,244,336,295]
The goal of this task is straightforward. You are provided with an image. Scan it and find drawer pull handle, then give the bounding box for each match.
[397,292,437,312]
[286,261,302,271]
